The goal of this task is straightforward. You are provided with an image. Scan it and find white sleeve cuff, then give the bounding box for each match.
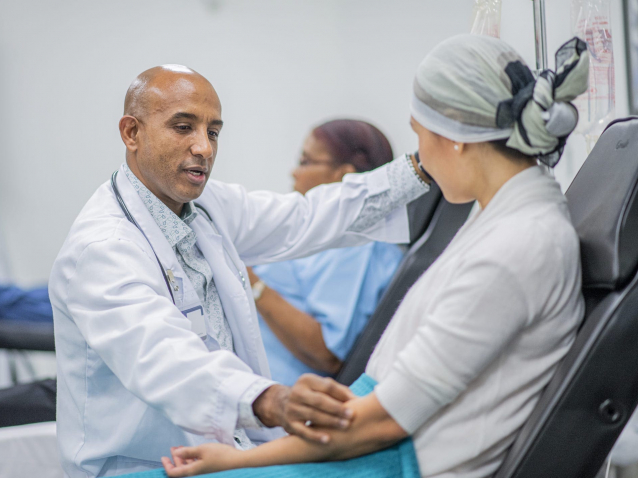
[374,368,444,435]
[347,155,429,236]
[236,377,276,429]
[387,153,430,200]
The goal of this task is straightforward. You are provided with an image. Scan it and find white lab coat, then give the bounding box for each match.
[50,162,419,478]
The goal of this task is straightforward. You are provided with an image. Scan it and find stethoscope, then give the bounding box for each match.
[110,171,247,305]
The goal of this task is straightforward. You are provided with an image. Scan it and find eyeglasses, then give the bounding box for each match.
[298,156,335,168]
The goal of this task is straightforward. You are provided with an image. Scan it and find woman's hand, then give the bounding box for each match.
[161,444,241,477]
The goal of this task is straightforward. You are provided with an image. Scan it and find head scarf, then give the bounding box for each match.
[411,34,589,166]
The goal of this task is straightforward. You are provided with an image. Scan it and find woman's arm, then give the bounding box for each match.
[163,392,408,477]
[248,268,342,374]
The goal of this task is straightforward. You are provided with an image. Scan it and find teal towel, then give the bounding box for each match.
[120,374,419,478]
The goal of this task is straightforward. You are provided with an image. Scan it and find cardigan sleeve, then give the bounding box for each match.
[374,226,545,434]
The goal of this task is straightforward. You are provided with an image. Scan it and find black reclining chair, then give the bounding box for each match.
[338,185,474,385]
[405,180,443,244]
[0,320,55,352]
[0,307,56,427]
[495,117,638,478]
[0,321,57,426]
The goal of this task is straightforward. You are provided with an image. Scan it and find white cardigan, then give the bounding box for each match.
[367,166,584,478]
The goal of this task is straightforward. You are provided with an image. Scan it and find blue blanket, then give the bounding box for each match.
[120,374,419,478]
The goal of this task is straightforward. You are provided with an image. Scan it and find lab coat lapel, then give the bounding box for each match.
[190,214,269,376]
[112,165,202,312]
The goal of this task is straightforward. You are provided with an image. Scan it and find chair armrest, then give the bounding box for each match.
[0,320,55,352]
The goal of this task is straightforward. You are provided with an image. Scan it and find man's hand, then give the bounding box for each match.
[253,374,355,443]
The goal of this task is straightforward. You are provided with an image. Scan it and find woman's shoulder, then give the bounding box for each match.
[470,202,580,275]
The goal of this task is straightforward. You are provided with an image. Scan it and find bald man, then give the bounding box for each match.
[49,65,429,477]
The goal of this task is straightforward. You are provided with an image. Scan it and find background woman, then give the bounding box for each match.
[161,34,589,478]
[249,119,403,385]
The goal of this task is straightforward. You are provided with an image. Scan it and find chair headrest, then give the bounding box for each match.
[406,182,442,244]
[566,117,638,289]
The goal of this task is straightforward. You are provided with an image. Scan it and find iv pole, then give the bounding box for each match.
[532,0,548,73]
[532,0,553,174]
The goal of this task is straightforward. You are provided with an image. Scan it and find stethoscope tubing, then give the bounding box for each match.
[111,171,176,304]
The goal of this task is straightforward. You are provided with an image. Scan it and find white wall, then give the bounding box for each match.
[0,0,630,285]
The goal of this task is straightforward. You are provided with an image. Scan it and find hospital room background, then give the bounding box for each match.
[0,0,634,476]
[0,0,629,288]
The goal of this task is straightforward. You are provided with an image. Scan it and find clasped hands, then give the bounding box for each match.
[254,373,355,442]
[163,373,355,476]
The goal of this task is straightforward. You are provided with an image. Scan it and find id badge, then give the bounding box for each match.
[172,275,208,338]
[182,305,207,338]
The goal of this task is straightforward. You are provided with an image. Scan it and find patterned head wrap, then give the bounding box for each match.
[411,34,589,167]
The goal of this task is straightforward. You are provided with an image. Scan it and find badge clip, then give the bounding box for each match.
[166,269,180,292]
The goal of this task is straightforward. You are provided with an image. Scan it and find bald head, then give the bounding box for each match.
[123,64,215,120]
[119,64,223,216]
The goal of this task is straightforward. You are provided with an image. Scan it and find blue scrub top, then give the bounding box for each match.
[253,242,403,386]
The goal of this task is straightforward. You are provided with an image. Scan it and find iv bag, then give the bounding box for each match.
[571,0,615,148]
[470,0,502,38]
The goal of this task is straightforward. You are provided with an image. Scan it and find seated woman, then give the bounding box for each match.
[161,34,589,478]
[249,119,403,385]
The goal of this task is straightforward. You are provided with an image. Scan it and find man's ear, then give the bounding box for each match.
[119,115,139,152]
